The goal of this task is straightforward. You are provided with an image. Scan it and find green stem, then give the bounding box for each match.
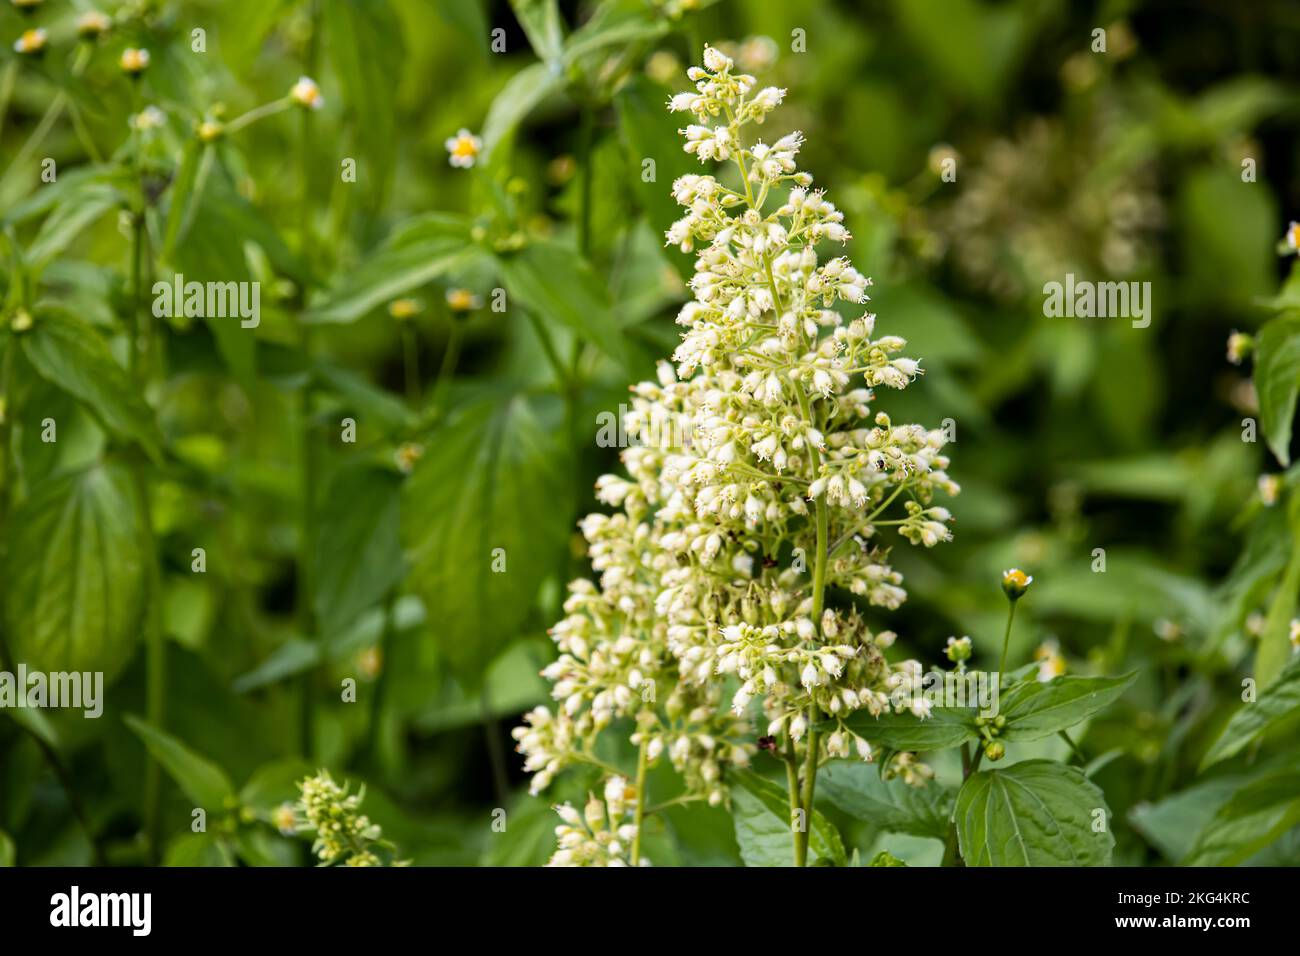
[296,2,321,761]
[630,732,649,865]
[997,600,1019,687]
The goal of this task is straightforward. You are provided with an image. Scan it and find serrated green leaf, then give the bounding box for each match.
[314,464,404,639]
[832,706,979,751]
[21,309,160,455]
[1202,654,1300,768]
[731,772,846,867]
[124,714,236,810]
[1254,315,1300,466]
[3,463,145,682]
[818,761,954,840]
[402,391,570,677]
[996,673,1137,742]
[955,760,1114,866]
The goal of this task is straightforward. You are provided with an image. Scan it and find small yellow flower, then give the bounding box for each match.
[356,646,382,681]
[289,76,323,110]
[1286,221,1300,254]
[1290,619,1300,654]
[197,119,223,143]
[1000,568,1033,601]
[445,288,481,312]
[445,128,482,169]
[120,47,150,75]
[1259,474,1281,507]
[77,10,111,39]
[395,442,424,474]
[1226,331,1253,366]
[10,309,33,332]
[13,28,46,55]
[387,298,422,320]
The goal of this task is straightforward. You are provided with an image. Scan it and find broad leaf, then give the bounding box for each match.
[402,391,570,677]
[3,463,146,682]
[124,715,236,811]
[1184,769,1300,866]
[1202,654,1300,768]
[322,0,403,200]
[955,760,1115,866]
[731,772,846,867]
[309,213,480,323]
[832,707,979,751]
[818,761,954,840]
[21,309,160,455]
[314,464,404,639]
[1129,775,1245,863]
[996,673,1137,742]
[481,62,565,161]
[1254,315,1300,465]
[498,239,628,369]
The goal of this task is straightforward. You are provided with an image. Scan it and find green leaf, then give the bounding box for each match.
[322,0,403,200]
[1254,315,1300,465]
[731,772,846,867]
[124,715,236,810]
[3,463,146,682]
[955,760,1115,866]
[996,673,1137,742]
[1202,654,1300,768]
[21,309,160,455]
[313,362,419,433]
[26,183,122,271]
[1184,769,1300,866]
[231,638,321,694]
[402,391,571,677]
[481,62,565,161]
[309,213,481,323]
[0,830,14,866]
[818,761,954,840]
[614,77,696,277]
[239,758,314,814]
[1129,775,1245,863]
[314,464,404,639]
[562,6,667,69]
[498,239,627,369]
[509,0,564,64]
[831,707,979,751]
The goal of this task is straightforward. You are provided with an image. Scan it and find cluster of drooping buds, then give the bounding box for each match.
[548,777,646,867]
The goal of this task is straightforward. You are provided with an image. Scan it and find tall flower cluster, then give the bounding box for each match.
[514,46,958,866]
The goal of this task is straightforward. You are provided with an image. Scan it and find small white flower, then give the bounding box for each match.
[445,128,482,168]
